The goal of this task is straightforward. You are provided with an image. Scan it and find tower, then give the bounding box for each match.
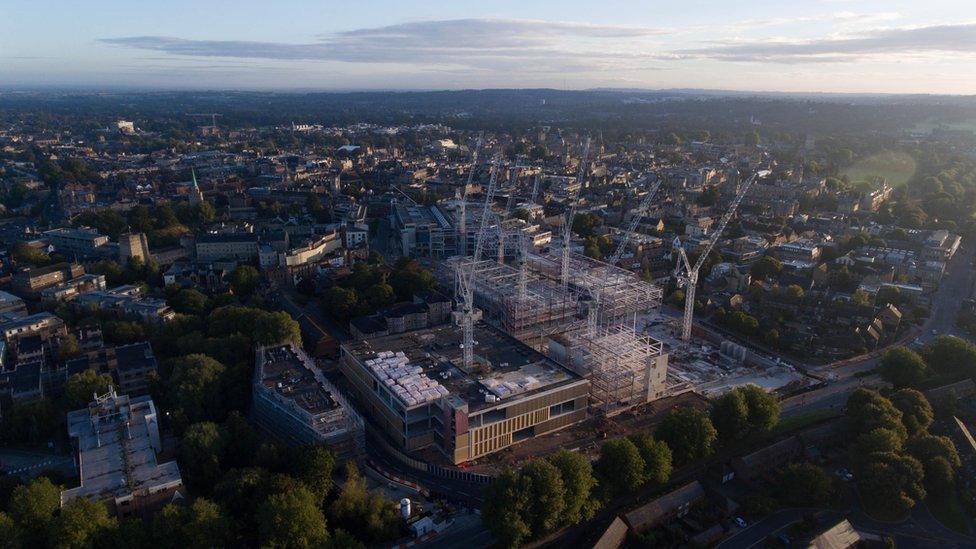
[119,232,150,264]
[189,169,204,205]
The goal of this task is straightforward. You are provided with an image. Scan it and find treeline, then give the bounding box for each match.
[483,386,779,547]
[845,388,962,519]
[879,335,976,389]
[0,436,399,548]
[73,201,214,245]
[320,258,437,322]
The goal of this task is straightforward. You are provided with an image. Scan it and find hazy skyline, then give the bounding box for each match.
[2,0,975,94]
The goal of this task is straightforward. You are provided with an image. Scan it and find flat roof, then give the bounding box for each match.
[345,322,583,412]
[62,393,181,505]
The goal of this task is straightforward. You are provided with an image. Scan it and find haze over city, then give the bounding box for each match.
[2,0,975,93]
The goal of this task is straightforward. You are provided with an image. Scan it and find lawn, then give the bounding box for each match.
[840,151,917,187]
[773,408,841,435]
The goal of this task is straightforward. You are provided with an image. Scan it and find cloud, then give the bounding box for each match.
[99,18,667,73]
[669,22,976,63]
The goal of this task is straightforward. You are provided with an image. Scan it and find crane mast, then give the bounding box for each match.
[586,174,662,334]
[562,137,591,287]
[673,170,769,341]
[458,134,483,257]
[457,154,502,369]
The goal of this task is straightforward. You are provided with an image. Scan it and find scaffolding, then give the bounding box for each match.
[554,324,666,414]
[440,258,581,345]
[526,251,662,327]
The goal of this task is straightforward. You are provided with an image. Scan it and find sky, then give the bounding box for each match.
[1,0,975,94]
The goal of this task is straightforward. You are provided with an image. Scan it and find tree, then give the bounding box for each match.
[520,459,566,536]
[47,497,117,549]
[924,457,956,497]
[920,335,976,379]
[750,256,783,280]
[171,288,210,316]
[294,445,336,504]
[572,213,603,238]
[908,433,961,471]
[258,485,328,549]
[63,369,114,410]
[546,450,599,526]
[628,433,672,485]
[724,311,759,336]
[153,498,230,549]
[777,463,832,507]
[181,422,226,493]
[711,385,779,445]
[230,265,260,298]
[879,347,929,389]
[58,333,81,361]
[322,286,359,321]
[328,463,400,544]
[595,438,645,498]
[167,354,226,427]
[845,389,908,443]
[0,512,19,549]
[254,311,302,346]
[852,289,871,307]
[656,407,717,464]
[8,477,61,546]
[482,469,531,548]
[857,452,925,518]
[364,283,395,311]
[890,389,934,435]
[851,428,905,462]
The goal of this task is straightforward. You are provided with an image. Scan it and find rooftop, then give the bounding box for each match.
[61,391,182,506]
[344,322,582,412]
[255,344,362,438]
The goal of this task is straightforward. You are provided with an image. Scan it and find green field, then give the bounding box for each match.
[840,150,917,187]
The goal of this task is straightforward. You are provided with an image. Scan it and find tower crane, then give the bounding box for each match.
[562,137,591,287]
[586,174,662,334]
[456,154,502,369]
[458,134,484,257]
[531,173,542,204]
[672,170,770,341]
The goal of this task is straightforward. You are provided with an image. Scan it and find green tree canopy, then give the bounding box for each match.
[519,459,566,536]
[47,496,117,549]
[8,477,62,546]
[656,406,718,464]
[595,438,645,498]
[628,433,673,485]
[879,347,929,388]
[750,256,783,280]
[857,451,926,518]
[890,389,934,435]
[920,335,976,379]
[711,385,779,445]
[63,369,114,410]
[166,354,226,427]
[482,469,531,549]
[257,485,329,549]
[546,449,599,526]
[230,265,261,298]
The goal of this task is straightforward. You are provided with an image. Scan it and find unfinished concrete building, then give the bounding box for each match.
[548,324,668,414]
[439,258,580,345]
[525,251,662,327]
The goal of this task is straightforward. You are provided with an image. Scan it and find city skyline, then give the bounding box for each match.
[1,0,975,94]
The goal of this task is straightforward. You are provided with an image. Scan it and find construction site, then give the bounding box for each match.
[359,141,810,468]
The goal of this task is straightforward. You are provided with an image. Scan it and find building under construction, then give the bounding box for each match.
[525,250,662,326]
[548,324,668,414]
[438,258,579,346]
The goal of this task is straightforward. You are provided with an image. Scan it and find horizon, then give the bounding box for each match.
[2,0,975,94]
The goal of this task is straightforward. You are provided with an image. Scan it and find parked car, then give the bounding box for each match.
[735,517,748,528]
